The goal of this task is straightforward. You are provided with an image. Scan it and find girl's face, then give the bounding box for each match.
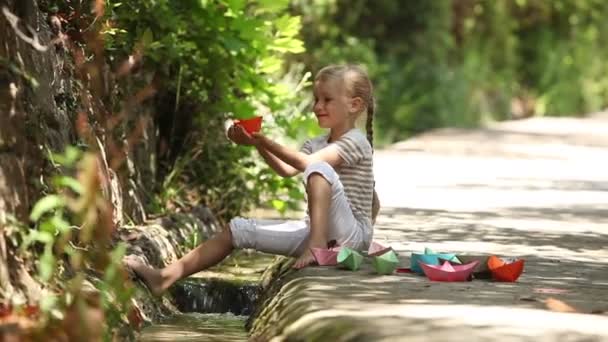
[312,78,353,129]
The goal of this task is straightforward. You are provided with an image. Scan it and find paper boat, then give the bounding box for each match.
[420,260,479,282]
[337,247,363,271]
[453,255,491,279]
[487,255,525,282]
[411,249,461,274]
[372,250,399,275]
[368,241,393,257]
[234,116,263,134]
[310,247,340,266]
[425,248,462,264]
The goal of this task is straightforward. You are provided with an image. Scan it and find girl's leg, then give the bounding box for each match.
[293,171,332,269]
[124,227,234,296]
[293,161,369,269]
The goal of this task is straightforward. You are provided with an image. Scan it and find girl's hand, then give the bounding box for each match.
[227,124,256,145]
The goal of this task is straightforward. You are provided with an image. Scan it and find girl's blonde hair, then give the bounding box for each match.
[315,65,375,148]
[315,64,380,223]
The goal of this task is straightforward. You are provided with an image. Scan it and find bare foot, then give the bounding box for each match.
[293,249,317,269]
[123,255,166,296]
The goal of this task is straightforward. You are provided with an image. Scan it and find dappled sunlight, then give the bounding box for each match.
[191,250,277,283]
[265,117,608,340]
[285,304,608,341]
[376,206,608,259]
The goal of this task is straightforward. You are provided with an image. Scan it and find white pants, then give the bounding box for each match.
[229,162,370,256]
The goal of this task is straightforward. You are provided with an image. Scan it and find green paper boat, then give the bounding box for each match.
[372,250,399,275]
[337,247,364,271]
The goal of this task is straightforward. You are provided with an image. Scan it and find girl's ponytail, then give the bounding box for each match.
[366,96,375,149]
[367,96,380,224]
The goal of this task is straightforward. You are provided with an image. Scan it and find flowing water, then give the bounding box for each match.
[137,251,276,341]
[138,313,247,341]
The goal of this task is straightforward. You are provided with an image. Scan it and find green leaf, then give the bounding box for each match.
[30,195,64,221]
[275,15,301,38]
[52,176,83,194]
[109,243,127,263]
[32,231,54,244]
[224,0,246,12]
[40,295,58,313]
[40,221,58,235]
[49,146,80,167]
[271,199,286,212]
[50,214,71,234]
[258,56,282,73]
[257,0,289,13]
[222,36,247,54]
[141,28,154,48]
[269,37,305,53]
[40,245,56,281]
[233,100,256,119]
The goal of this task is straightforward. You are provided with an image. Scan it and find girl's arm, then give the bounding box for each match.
[255,144,300,177]
[228,124,344,175]
[253,133,343,172]
[228,124,299,177]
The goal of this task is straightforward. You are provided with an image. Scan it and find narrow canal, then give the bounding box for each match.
[137,251,275,341]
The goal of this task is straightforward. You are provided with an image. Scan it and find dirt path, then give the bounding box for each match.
[253,115,608,341]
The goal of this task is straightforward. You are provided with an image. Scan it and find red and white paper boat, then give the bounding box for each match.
[420,260,479,282]
[310,247,341,266]
[367,241,393,257]
[487,255,525,282]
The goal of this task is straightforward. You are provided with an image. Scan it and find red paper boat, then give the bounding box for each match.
[487,255,524,282]
[420,260,479,282]
[310,247,340,266]
[367,241,393,257]
[234,116,263,134]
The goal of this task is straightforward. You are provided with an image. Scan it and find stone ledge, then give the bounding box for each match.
[118,207,222,323]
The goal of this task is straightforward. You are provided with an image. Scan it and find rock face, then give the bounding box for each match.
[0,0,159,304]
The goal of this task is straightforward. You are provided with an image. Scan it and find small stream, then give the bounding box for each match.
[137,251,274,341]
[138,313,248,341]
[171,279,260,315]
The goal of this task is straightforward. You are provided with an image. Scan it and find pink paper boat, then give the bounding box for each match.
[368,241,393,257]
[420,260,479,282]
[310,247,340,266]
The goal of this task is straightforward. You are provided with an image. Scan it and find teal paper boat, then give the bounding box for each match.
[411,248,462,274]
[337,247,363,271]
[372,250,399,275]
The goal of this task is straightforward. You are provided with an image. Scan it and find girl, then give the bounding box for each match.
[125,64,379,295]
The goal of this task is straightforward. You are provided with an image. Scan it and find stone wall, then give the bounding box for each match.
[0,0,157,303]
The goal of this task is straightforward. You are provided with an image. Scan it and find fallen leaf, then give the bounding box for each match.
[23,305,39,318]
[127,306,144,331]
[545,297,578,313]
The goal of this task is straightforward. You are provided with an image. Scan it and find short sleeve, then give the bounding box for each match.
[300,139,313,155]
[333,130,371,166]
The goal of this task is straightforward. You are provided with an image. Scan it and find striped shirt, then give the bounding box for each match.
[300,129,374,233]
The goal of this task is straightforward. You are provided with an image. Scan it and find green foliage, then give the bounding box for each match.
[24,148,135,341]
[103,0,310,217]
[292,0,608,143]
